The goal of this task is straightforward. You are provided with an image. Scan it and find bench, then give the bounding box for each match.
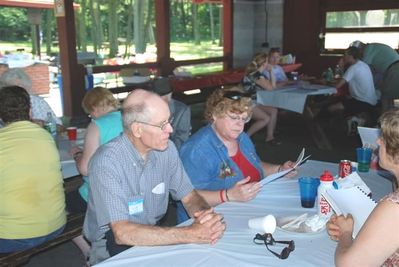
[0,176,85,267]
[0,213,85,267]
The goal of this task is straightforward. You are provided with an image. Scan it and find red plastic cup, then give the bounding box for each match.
[67,127,77,141]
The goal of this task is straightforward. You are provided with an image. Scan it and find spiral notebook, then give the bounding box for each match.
[322,187,377,238]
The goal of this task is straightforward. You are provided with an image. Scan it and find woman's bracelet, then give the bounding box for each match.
[219,189,225,203]
[73,151,83,161]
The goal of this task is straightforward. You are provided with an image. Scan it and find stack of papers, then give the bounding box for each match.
[323,187,377,238]
[260,148,311,186]
[357,126,380,148]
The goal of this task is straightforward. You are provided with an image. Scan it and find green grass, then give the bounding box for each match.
[0,40,223,74]
[1,41,34,54]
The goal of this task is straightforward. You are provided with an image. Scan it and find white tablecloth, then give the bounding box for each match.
[256,84,337,113]
[96,160,392,267]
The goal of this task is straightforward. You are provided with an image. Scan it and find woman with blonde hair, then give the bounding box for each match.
[69,86,123,205]
[327,108,399,266]
[243,53,280,145]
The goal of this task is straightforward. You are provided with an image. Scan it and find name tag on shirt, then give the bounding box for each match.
[128,199,144,215]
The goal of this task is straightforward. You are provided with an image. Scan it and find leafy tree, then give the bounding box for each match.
[0,8,29,41]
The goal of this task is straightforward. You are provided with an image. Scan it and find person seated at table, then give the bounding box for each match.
[0,68,63,130]
[327,108,399,266]
[68,86,123,210]
[0,86,66,253]
[151,76,191,149]
[67,87,123,261]
[350,40,399,112]
[177,87,297,223]
[329,47,379,115]
[83,89,225,265]
[242,53,280,145]
[324,47,379,134]
[262,47,292,87]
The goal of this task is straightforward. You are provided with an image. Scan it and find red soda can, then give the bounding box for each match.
[339,160,352,178]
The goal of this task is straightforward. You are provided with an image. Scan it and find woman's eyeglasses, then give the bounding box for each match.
[226,113,251,124]
[135,116,174,131]
[223,91,252,100]
[253,233,295,260]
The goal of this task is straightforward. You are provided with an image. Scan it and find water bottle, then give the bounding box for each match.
[317,170,334,219]
[325,67,333,82]
[44,112,57,138]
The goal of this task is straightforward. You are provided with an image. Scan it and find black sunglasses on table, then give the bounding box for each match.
[223,91,252,100]
[253,233,295,260]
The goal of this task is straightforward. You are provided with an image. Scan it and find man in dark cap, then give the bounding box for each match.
[152,77,191,149]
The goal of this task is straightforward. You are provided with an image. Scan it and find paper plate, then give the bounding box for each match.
[276,215,326,235]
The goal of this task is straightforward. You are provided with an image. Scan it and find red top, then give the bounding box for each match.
[231,147,260,183]
[320,170,334,181]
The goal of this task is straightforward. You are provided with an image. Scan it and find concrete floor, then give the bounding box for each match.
[21,101,362,267]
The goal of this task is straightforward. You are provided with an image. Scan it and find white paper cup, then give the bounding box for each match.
[248,214,277,233]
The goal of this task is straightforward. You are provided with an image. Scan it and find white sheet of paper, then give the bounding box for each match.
[260,148,310,186]
[357,126,380,148]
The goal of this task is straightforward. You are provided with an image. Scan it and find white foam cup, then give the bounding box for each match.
[248,214,277,233]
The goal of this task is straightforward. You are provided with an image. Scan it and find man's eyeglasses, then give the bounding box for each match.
[226,113,251,124]
[135,116,174,131]
[223,91,252,101]
[253,233,295,260]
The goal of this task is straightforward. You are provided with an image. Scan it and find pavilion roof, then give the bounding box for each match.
[0,0,79,9]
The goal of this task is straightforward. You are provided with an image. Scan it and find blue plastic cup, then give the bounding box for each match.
[356,147,373,172]
[298,177,320,208]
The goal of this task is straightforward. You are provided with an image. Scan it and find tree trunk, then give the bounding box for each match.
[31,25,37,55]
[134,0,146,53]
[192,4,200,45]
[179,1,187,39]
[108,0,119,57]
[124,0,134,57]
[218,6,223,46]
[89,0,99,54]
[144,0,154,44]
[44,9,53,55]
[78,0,88,52]
[209,4,215,44]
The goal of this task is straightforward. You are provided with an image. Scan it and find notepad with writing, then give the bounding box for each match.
[322,187,377,238]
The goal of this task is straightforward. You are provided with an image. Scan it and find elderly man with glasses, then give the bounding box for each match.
[83,89,225,265]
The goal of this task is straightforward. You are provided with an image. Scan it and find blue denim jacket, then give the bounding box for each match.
[177,124,264,223]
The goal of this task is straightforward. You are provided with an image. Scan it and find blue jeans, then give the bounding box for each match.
[0,225,65,253]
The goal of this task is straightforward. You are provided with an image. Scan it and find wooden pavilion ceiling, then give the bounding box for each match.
[0,0,79,9]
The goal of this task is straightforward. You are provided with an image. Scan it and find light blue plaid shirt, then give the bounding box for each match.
[83,133,194,241]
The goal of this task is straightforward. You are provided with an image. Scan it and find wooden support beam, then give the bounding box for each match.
[155,0,173,76]
[223,0,233,70]
[55,0,85,118]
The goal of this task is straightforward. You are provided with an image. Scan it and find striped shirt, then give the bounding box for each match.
[83,133,194,241]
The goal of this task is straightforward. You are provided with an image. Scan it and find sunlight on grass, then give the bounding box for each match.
[0,40,224,73]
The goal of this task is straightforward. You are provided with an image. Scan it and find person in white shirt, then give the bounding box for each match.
[328,46,379,117]
[262,48,288,86]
